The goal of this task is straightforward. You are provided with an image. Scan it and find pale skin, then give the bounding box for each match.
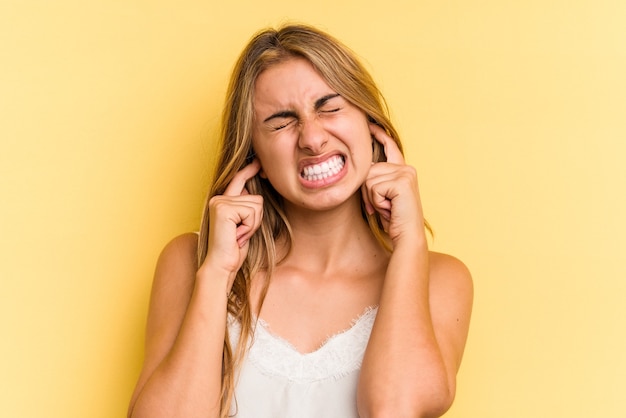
[128,58,473,418]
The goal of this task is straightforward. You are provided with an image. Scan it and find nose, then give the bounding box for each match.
[297,117,328,154]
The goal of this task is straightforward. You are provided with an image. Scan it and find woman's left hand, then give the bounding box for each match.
[361,123,426,247]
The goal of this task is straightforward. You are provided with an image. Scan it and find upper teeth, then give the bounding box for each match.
[302,155,344,181]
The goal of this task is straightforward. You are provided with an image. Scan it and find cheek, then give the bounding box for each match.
[353,126,375,162]
[255,150,289,184]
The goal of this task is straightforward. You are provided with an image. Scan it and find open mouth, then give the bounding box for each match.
[300,155,345,181]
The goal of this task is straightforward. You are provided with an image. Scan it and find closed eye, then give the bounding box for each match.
[315,93,343,115]
[271,119,296,131]
[264,110,298,131]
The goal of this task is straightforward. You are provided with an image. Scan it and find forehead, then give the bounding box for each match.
[253,58,334,108]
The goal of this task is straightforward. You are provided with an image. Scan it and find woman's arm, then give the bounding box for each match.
[358,124,473,418]
[127,233,230,418]
[128,161,263,418]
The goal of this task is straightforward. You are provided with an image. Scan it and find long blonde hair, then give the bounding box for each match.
[197,24,409,416]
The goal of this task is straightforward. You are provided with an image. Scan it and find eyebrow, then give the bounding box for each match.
[314,93,341,110]
[263,110,297,123]
[262,93,341,123]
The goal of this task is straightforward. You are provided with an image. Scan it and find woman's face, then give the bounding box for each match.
[251,57,373,212]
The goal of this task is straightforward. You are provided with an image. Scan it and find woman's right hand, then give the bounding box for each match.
[201,159,263,286]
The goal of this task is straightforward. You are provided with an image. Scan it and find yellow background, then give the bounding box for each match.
[2,1,625,417]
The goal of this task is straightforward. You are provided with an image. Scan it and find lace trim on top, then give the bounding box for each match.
[228,307,378,384]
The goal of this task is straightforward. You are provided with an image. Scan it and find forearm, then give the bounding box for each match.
[130,273,230,418]
[358,241,452,418]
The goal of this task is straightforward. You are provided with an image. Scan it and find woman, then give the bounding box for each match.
[128,24,473,418]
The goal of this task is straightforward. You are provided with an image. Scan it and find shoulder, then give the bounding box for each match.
[150,232,199,309]
[427,251,474,318]
[158,231,197,259]
[428,251,473,291]
[428,251,471,280]
[145,232,199,342]
[155,232,198,277]
[158,232,198,264]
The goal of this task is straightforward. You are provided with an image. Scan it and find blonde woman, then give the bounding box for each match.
[128,24,473,418]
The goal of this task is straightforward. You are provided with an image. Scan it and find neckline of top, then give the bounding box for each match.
[253,305,378,357]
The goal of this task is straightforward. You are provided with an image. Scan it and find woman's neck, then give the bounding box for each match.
[279,195,385,274]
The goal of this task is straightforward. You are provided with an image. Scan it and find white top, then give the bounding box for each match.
[227,307,378,418]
